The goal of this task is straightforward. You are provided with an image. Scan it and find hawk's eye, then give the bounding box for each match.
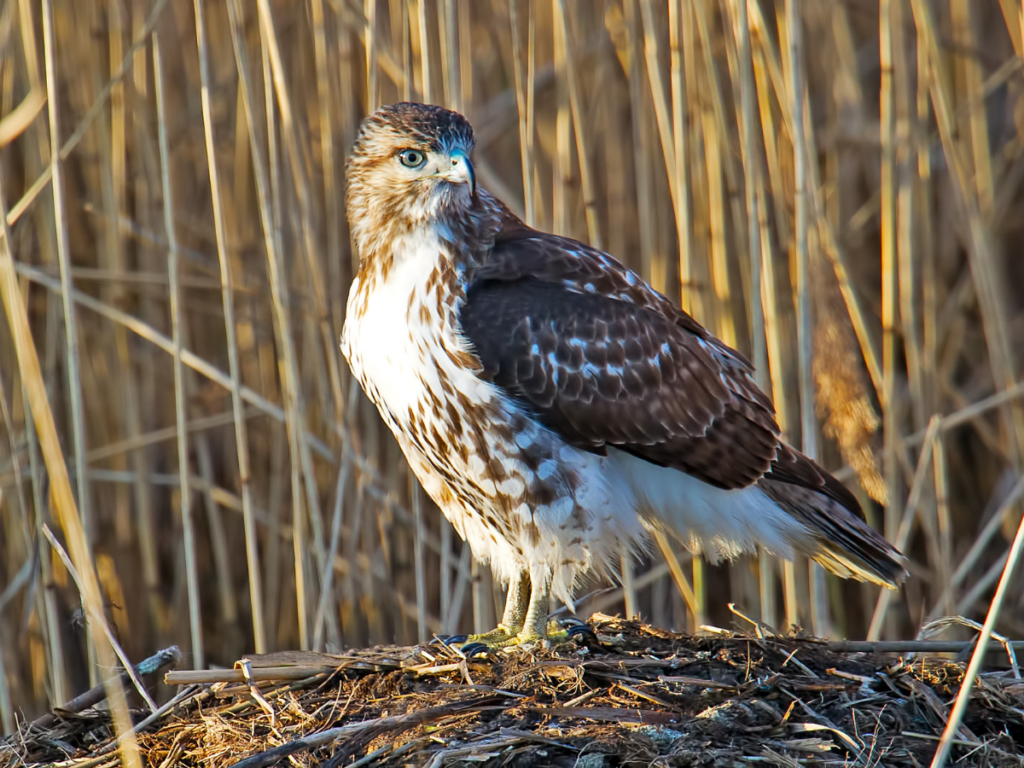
[397,149,427,169]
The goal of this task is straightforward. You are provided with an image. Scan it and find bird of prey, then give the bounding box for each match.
[342,102,906,646]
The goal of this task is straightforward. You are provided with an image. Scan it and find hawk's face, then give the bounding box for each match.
[347,103,476,256]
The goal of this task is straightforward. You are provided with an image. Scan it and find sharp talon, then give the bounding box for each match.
[557,617,588,631]
[460,642,489,658]
[433,634,467,646]
[566,623,596,639]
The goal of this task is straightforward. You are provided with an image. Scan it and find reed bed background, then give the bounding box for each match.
[1,0,1023,723]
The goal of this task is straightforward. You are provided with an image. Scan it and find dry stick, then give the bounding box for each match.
[750,42,790,436]
[41,0,90,566]
[553,1,600,249]
[256,0,345,428]
[152,33,204,673]
[256,7,336,648]
[731,0,773,628]
[313,454,352,648]
[0,411,249,483]
[910,0,1024,471]
[784,0,815,634]
[363,0,378,110]
[7,254,459,526]
[446,544,472,633]
[439,0,460,111]
[17,353,69,706]
[732,0,766,395]
[226,697,510,768]
[748,2,883,399]
[551,0,570,238]
[828,639,1024,654]
[0,381,29,708]
[192,0,249,664]
[927,473,1024,622]
[412,478,428,645]
[0,203,142,766]
[880,0,899,553]
[40,525,158,713]
[417,0,432,100]
[890,0,924,433]
[509,0,534,227]
[311,0,341,331]
[931,427,953,615]
[436,0,465,629]
[5,0,169,231]
[636,0,678,209]
[693,2,743,341]
[233,0,323,649]
[668,0,691,305]
[652,530,699,622]
[952,1,994,216]
[834,381,1024,486]
[28,646,182,733]
[930,512,1024,768]
[868,416,941,640]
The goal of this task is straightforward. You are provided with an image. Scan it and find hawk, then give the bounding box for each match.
[342,102,906,645]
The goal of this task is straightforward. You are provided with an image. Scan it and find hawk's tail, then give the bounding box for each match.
[758,477,908,589]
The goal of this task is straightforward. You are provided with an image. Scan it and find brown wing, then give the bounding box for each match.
[460,275,781,490]
[463,210,903,581]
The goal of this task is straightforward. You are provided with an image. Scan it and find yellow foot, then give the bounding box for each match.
[465,624,519,646]
[439,619,596,654]
[511,620,572,647]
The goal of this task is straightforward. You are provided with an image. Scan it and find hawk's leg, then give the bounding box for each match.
[466,568,530,644]
[515,566,571,645]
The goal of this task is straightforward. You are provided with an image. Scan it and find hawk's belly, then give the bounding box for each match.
[341,247,647,598]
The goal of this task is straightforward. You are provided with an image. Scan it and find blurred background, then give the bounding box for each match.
[1,0,1023,722]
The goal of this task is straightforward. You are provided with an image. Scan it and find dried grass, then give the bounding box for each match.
[5,617,1024,767]
[1,0,1024,753]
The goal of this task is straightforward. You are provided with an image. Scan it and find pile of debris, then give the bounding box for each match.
[3,614,1023,766]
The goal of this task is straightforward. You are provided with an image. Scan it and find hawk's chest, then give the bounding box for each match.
[341,235,492,433]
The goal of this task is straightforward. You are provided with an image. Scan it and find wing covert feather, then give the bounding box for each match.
[460,278,781,490]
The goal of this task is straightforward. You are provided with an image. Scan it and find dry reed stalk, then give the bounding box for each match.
[153,32,203,671]
[638,0,684,298]
[880,0,899,547]
[931,510,1024,767]
[553,1,600,249]
[552,0,570,239]
[657,0,679,297]
[0,164,142,768]
[651,530,698,624]
[193,0,254,663]
[259,0,342,650]
[780,0,818,634]
[868,416,940,640]
[5,2,1024,719]
[314,454,351,647]
[510,0,535,226]
[910,0,1024,470]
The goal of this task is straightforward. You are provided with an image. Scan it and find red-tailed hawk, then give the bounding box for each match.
[342,103,906,645]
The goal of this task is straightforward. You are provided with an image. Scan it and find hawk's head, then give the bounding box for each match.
[347,103,478,255]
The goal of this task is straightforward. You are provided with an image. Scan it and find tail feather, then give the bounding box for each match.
[758,478,908,588]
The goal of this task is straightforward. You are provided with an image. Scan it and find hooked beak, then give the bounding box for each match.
[442,149,475,196]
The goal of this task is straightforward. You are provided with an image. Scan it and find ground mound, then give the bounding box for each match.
[3,614,1023,766]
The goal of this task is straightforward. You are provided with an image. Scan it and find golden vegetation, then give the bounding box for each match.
[0,0,1023,727]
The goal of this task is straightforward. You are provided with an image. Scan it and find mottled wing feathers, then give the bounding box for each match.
[461,277,781,490]
[764,442,863,515]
